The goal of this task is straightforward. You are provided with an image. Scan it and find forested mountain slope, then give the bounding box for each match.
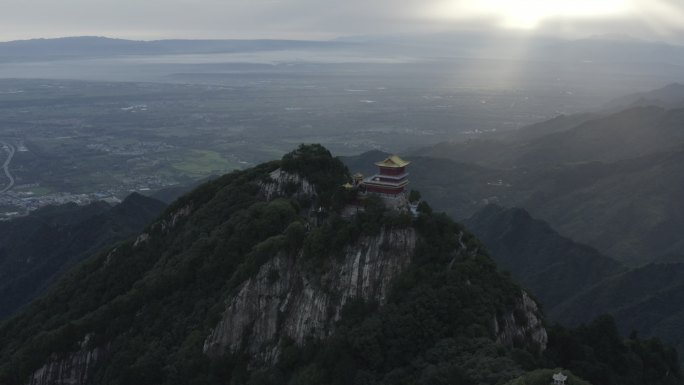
[554,262,684,364]
[0,145,676,385]
[0,193,166,319]
[464,205,625,308]
[463,204,684,370]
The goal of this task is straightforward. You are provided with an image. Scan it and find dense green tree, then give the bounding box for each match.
[408,189,421,203]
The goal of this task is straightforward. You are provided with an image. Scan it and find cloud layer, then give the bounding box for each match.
[1,0,683,42]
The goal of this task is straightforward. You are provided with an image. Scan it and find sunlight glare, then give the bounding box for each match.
[434,0,633,29]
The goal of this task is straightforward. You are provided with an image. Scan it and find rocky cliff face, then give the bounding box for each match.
[259,169,316,202]
[203,226,417,363]
[203,169,548,361]
[494,291,548,352]
[26,337,103,385]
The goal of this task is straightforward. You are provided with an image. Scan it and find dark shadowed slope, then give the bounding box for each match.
[553,262,684,362]
[517,146,684,265]
[0,193,166,319]
[464,205,625,309]
[463,205,684,368]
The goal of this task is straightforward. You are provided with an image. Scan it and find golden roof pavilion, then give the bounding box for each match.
[374,155,411,168]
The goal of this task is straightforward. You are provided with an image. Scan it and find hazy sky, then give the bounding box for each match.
[1,0,683,42]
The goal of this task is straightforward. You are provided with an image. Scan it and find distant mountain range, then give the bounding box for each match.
[3,34,684,66]
[0,193,165,319]
[344,148,684,266]
[417,88,684,167]
[605,83,684,111]
[464,204,684,367]
[0,36,348,62]
[353,83,684,365]
[363,84,684,266]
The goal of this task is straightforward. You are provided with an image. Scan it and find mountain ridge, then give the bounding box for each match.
[391,90,684,265]
[464,205,625,309]
[0,36,349,62]
[605,83,684,111]
[462,204,684,369]
[0,145,678,385]
[0,192,166,319]
[0,145,547,384]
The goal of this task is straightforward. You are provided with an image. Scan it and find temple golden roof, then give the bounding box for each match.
[353,172,364,179]
[374,155,411,168]
[342,182,354,189]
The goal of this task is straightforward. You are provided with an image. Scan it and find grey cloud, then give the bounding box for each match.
[0,0,682,42]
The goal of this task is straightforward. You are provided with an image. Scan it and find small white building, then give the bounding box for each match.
[552,372,567,385]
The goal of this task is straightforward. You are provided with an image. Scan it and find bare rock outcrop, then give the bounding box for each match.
[494,291,548,352]
[203,227,417,363]
[26,337,103,385]
[258,169,316,202]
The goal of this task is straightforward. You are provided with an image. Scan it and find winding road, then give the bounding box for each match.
[0,140,16,194]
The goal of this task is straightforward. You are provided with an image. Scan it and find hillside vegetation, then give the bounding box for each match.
[0,193,166,319]
[464,205,625,307]
[464,204,684,372]
[0,145,678,385]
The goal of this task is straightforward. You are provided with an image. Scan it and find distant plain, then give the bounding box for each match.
[1,36,683,214]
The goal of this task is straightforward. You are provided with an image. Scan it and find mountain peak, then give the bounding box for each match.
[120,191,162,206]
[0,145,548,385]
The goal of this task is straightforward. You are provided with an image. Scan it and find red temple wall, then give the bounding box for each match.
[366,185,405,195]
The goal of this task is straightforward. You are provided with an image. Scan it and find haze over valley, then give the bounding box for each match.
[1,34,683,218]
